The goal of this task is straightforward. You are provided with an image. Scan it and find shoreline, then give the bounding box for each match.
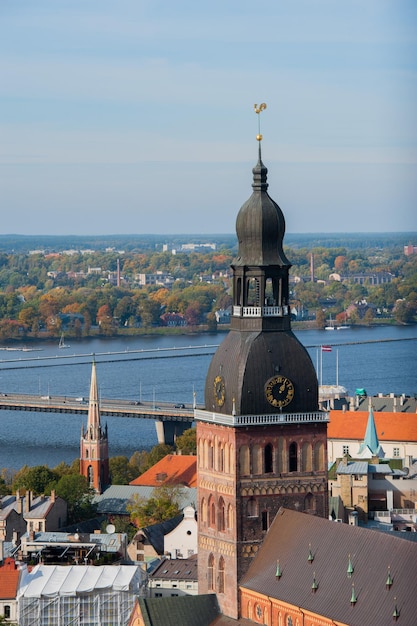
[0,319,411,347]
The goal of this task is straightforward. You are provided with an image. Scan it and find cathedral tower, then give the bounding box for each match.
[80,360,109,494]
[196,110,328,619]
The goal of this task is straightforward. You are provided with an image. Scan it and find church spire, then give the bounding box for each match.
[80,359,109,493]
[87,357,100,433]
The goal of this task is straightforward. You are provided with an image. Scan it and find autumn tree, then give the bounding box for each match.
[127,484,183,528]
[175,427,196,455]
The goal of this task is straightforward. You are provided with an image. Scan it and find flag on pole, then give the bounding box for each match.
[321,345,332,352]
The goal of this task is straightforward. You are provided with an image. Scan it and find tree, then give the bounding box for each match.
[54,474,97,524]
[141,444,173,473]
[175,428,196,455]
[109,456,136,485]
[12,465,58,495]
[127,484,183,528]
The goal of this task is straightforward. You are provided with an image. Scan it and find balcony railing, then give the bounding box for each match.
[233,305,289,318]
[195,408,328,427]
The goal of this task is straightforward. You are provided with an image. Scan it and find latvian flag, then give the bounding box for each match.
[321,345,332,352]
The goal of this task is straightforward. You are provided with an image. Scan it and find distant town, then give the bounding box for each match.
[0,232,415,346]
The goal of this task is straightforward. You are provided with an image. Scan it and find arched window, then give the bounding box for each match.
[218,444,225,472]
[301,442,312,472]
[236,277,242,306]
[209,496,216,528]
[218,497,225,531]
[198,438,204,468]
[289,442,298,472]
[208,554,215,590]
[224,443,230,474]
[314,441,324,471]
[247,497,258,517]
[264,444,273,473]
[252,444,262,475]
[265,277,275,305]
[239,445,250,476]
[247,277,259,306]
[208,441,214,469]
[85,449,89,459]
[227,503,234,529]
[4,606,10,619]
[218,556,225,593]
[201,498,207,524]
[304,492,315,512]
[261,510,269,531]
[203,439,208,468]
[87,465,94,486]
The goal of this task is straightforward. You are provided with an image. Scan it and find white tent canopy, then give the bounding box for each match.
[18,564,143,598]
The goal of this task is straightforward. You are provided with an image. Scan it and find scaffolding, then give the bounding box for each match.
[17,564,145,626]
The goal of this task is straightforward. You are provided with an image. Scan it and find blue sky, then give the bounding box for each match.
[1,0,416,236]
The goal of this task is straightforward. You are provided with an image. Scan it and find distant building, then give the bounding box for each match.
[327,406,417,465]
[148,555,198,597]
[404,244,417,255]
[136,272,174,287]
[0,558,20,623]
[0,490,67,542]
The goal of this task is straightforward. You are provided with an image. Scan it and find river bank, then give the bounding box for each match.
[1,318,408,347]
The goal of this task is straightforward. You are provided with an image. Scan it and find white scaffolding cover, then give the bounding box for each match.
[17,564,142,598]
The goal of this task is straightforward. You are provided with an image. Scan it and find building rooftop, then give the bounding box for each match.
[240,507,417,625]
[130,455,197,488]
[0,558,20,600]
[328,409,417,441]
[94,485,196,515]
[150,555,198,582]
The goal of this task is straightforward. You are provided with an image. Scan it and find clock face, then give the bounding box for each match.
[265,375,294,408]
[214,375,225,407]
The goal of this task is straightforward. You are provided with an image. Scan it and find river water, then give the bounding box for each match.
[0,325,416,471]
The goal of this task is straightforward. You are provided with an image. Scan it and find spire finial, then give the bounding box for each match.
[254,103,267,142]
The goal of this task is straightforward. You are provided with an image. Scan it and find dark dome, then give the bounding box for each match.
[205,329,318,416]
[234,149,290,268]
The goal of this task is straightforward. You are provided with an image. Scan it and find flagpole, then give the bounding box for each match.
[320,346,323,386]
[336,349,339,387]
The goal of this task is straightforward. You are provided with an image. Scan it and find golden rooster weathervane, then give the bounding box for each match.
[254,102,267,141]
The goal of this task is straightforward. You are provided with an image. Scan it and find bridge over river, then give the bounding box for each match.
[0,393,195,445]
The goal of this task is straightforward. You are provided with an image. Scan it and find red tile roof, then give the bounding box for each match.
[328,409,417,441]
[130,455,197,488]
[0,558,20,599]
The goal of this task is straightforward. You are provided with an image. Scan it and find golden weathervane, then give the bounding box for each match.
[254,103,267,141]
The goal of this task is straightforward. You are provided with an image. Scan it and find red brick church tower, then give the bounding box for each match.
[196,110,329,619]
[80,360,109,494]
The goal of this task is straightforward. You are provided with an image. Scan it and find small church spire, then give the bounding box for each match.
[80,359,109,493]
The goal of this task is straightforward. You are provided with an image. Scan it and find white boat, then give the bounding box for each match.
[325,314,335,330]
[58,333,70,349]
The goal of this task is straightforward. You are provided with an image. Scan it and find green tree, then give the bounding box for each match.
[127,484,183,527]
[109,456,136,485]
[12,465,58,495]
[175,428,196,455]
[54,474,96,524]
